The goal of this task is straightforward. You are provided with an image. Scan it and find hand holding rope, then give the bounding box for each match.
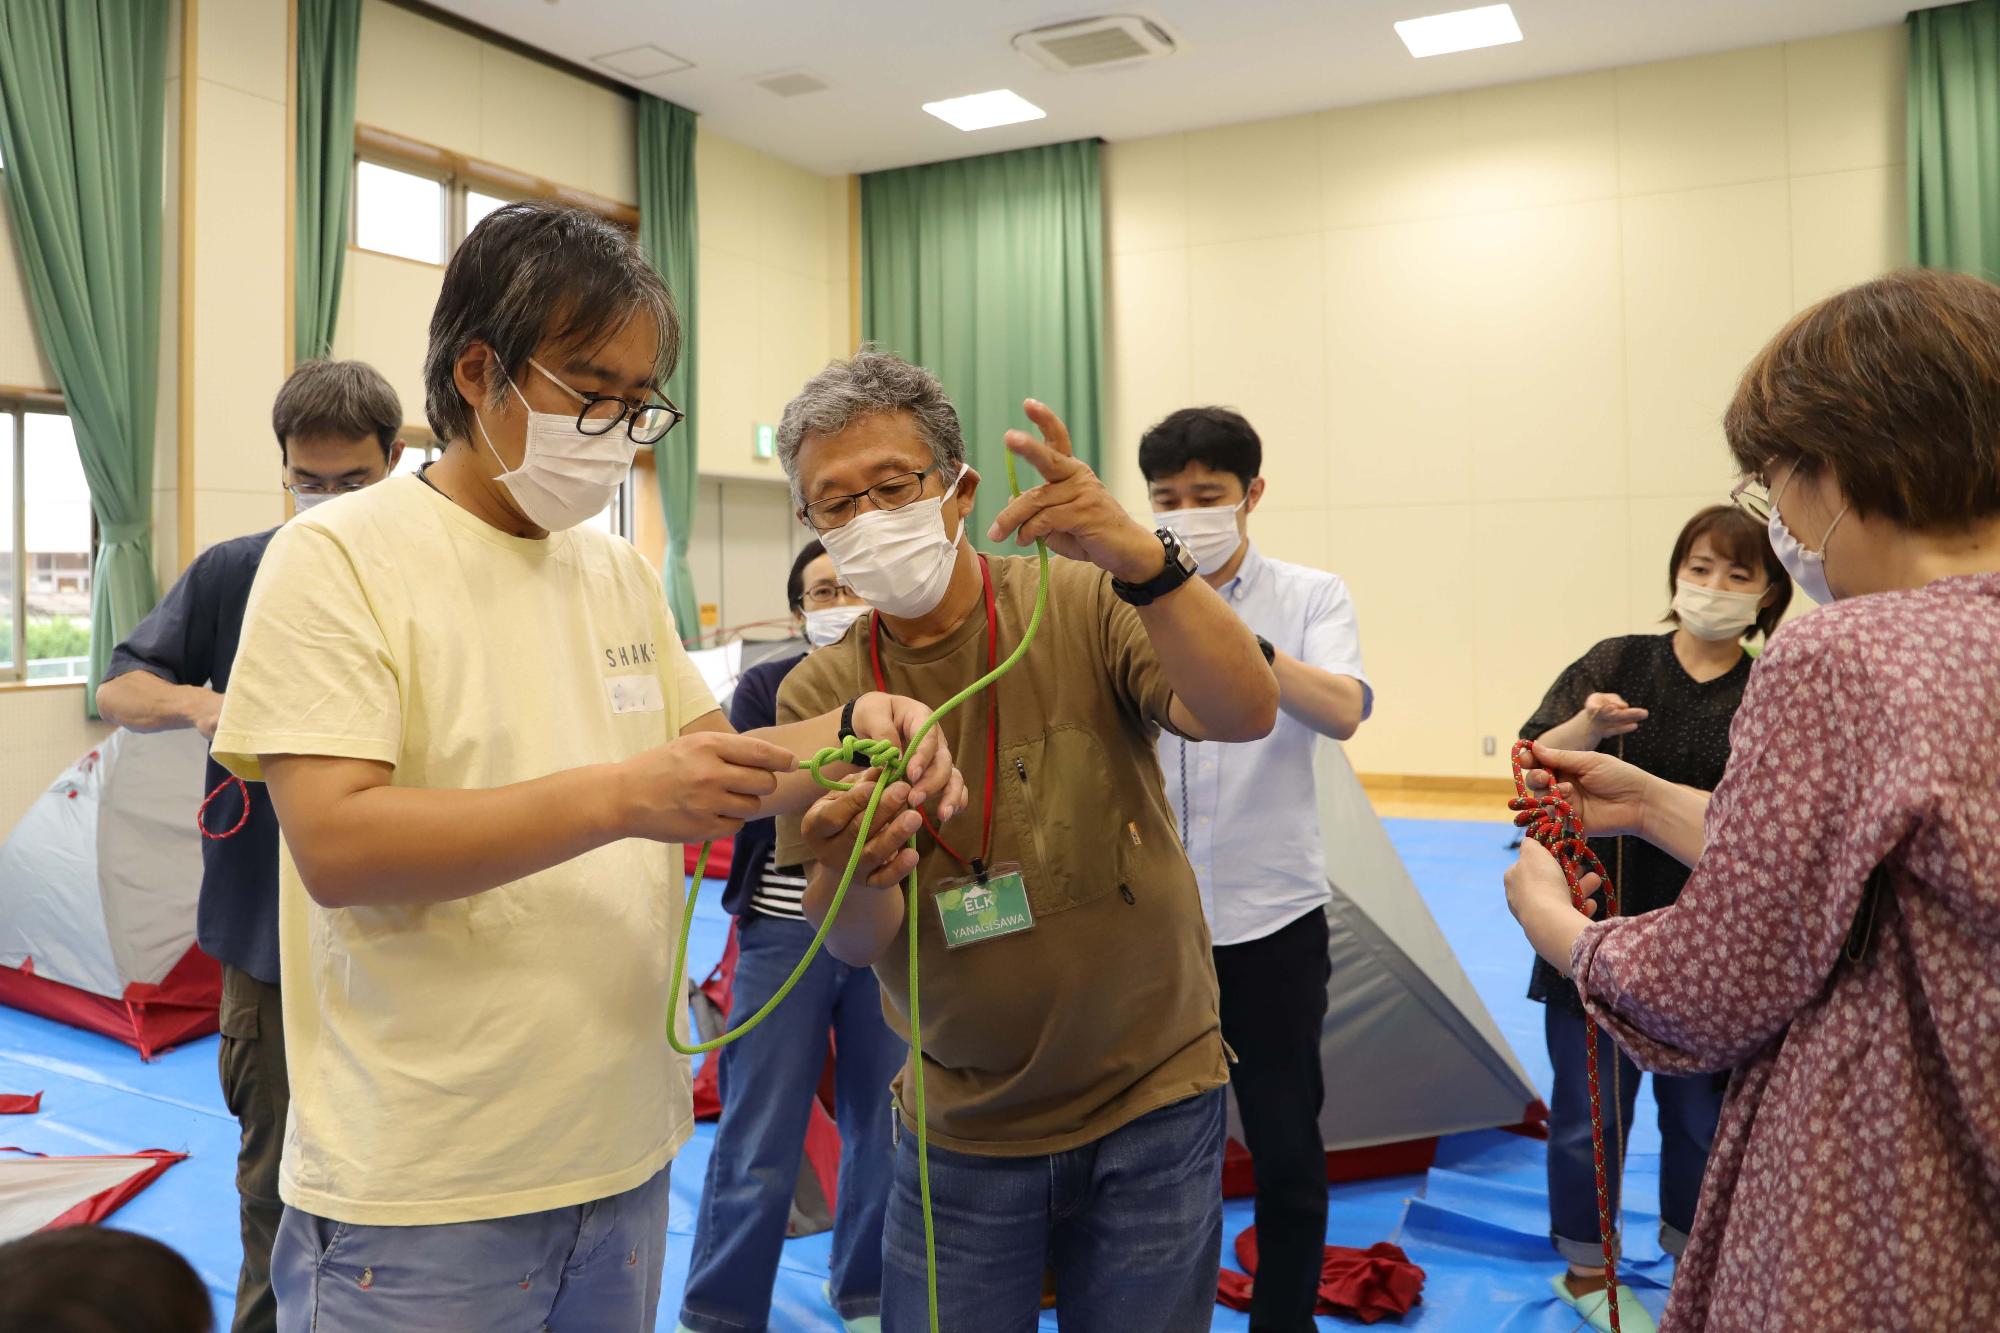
[1509,739,1624,1331]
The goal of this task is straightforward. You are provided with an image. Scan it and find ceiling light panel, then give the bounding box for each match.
[921,89,1048,132]
[1394,4,1523,59]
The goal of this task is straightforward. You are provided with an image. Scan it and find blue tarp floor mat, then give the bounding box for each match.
[0,816,1680,1329]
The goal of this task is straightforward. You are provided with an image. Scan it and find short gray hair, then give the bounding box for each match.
[775,346,964,505]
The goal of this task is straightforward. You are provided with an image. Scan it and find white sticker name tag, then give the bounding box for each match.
[604,673,665,714]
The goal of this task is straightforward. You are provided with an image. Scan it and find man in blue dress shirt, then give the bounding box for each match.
[1139,407,1373,1333]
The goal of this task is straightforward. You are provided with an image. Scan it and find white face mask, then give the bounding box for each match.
[802,604,867,648]
[818,469,966,620]
[1672,579,1763,641]
[1766,464,1849,605]
[474,360,635,533]
[290,490,340,514]
[1153,497,1247,575]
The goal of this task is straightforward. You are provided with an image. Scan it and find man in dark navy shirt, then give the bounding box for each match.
[96,359,403,1333]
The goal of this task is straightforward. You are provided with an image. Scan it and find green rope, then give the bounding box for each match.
[665,451,1050,1333]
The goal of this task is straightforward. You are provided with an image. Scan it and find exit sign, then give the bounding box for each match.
[754,424,775,460]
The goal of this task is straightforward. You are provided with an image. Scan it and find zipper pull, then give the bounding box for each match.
[1014,757,1029,786]
[1119,883,1136,905]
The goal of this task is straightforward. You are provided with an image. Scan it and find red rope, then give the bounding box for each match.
[197,775,251,841]
[1509,740,1622,1330]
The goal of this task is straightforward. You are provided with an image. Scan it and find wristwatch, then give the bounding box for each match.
[1256,635,1276,666]
[838,696,860,743]
[1111,528,1199,607]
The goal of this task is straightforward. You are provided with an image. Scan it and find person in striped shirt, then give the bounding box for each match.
[678,542,901,1333]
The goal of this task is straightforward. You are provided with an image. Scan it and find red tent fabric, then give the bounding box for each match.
[0,1147,188,1237]
[1217,1225,1425,1325]
[0,948,219,1061]
[0,1093,40,1115]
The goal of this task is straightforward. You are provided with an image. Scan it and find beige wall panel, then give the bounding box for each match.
[197,0,287,103]
[697,129,762,262]
[191,82,285,492]
[754,269,830,437]
[1189,234,1326,504]
[194,488,285,551]
[479,47,591,187]
[1103,247,1191,509]
[1473,497,1631,779]
[761,159,831,281]
[355,0,482,155]
[150,492,179,591]
[1184,115,1322,246]
[585,86,639,206]
[155,71,181,548]
[1104,134,1188,256]
[688,476,724,623]
[1459,71,1619,213]
[1621,180,1792,498]
[1790,166,1905,308]
[343,251,442,427]
[0,189,57,388]
[1247,506,1330,572]
[695,247,760,481]
[0,689,111,836]
[1319,93,1464,230]
[1460,200,1625,503]
[1785,26,1906,177]
[1321,216,1475,508]
[1328,502,1475,777]
[1615,46,1788,196]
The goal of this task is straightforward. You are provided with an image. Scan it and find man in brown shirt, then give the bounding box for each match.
[771,349,1278,1333]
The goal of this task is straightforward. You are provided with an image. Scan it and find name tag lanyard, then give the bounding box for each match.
[869,554,999,881]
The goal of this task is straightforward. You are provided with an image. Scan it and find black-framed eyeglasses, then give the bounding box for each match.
[801,465,942,533]
[529,357,684,446]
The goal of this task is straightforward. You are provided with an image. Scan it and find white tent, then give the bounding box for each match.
[0,728,219,1058]
[1224,740,1542,1186]
[0,1148,187,1239]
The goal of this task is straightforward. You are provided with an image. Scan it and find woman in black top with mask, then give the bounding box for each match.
[1518,504,1792,1333]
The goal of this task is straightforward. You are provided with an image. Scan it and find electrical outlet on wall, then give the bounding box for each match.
[1482,735,1496,756]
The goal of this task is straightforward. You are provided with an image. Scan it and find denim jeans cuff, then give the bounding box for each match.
[675,1308,757,1333]
[1552,1230,1622,1268]
[1659,1220,1691,1259]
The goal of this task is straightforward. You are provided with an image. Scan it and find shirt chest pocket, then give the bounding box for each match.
[995,724,1128,919]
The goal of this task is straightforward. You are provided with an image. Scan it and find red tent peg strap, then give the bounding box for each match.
[197,775,251,841]
[1508,740,1624,1330]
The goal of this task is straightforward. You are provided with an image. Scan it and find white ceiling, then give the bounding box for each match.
[432,0,1938,176]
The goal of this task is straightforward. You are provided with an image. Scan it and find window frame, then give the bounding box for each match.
[1,391,91,684]
[350,124,638,268]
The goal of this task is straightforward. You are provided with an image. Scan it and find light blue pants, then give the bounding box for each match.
[272,1164,671,1332]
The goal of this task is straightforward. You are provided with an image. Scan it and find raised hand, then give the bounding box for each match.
[984,399,1164,583]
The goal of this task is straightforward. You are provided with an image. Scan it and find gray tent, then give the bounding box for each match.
[1224,740,1542,1180]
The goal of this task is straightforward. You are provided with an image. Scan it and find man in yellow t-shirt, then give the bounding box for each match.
[211,203,962,1333]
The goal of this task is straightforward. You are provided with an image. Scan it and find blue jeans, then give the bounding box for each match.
[881,1086,1226,1333]
[679,913,906,1332]
[272,1163,669,1332]
[1545,1000,1725,1266]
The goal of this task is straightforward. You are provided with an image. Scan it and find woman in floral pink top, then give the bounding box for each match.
[1506,268,2000,1333]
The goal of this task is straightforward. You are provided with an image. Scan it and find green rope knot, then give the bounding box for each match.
[805,735,905,790]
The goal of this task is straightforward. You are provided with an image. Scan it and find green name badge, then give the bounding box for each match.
[932,862,1036,949]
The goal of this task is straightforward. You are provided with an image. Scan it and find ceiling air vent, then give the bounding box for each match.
[1014,15,1178,73]
[757,70,829,98]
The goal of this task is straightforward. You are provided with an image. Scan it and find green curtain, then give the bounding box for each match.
[636,96,701,645]
[861,140,1103,549]
[296,0,362,361]
[0,1,165,709]
[1909,0,2000,278]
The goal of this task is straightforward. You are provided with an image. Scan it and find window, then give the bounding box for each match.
[354,160,447,264]
[464,189,512,236]
[1,404,93,682]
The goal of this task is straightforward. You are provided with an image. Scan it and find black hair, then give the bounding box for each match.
[1137,407,1263,490]
[786,539,827,615]
[271,359,402,459]
[422,201,679,445]
[0,1227,212,1332]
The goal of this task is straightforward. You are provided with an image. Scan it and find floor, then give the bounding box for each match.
[0,816,1676,1331]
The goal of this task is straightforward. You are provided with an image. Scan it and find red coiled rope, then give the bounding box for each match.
[197,775,251,841]
[1508,740,1622,1330]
